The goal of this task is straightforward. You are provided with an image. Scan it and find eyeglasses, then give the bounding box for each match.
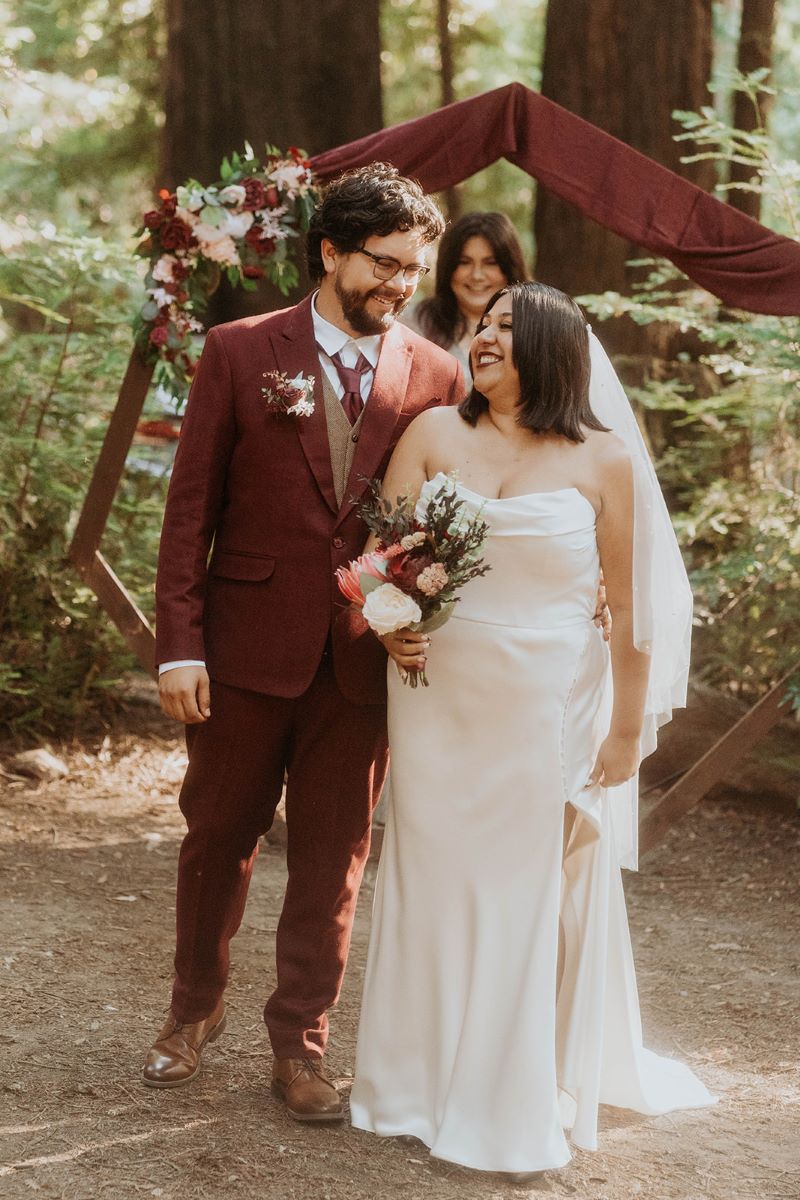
[355,247,430,284]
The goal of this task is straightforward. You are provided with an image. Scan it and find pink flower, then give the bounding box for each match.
[400,531,427,551]
[335,553,388,606]
[198,234,239,266]
[149,325,169,347]
[416,563,449,597]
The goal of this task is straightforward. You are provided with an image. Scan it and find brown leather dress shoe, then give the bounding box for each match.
[142,1000,226,1088]
[271,1057,344,1121]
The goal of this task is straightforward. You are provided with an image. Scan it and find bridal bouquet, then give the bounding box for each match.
[336,476,490,687]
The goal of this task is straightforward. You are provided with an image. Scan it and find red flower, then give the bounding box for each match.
[388,550,434,595]
[158,189,177,216]
[137,419,180,440]
[245,224,276,257]
[265,185,280,208]
[242,265,264,279]
[160,217,195,252]
[242,177,266,210]
[149,326,169,347]
[143,210,162,230]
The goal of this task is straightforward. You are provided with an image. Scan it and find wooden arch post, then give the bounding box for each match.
[68,349,157,676]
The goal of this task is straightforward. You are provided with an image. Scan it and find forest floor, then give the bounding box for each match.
[1,706,798,1200]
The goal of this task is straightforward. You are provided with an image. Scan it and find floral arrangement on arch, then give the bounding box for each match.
[134,145,317,398]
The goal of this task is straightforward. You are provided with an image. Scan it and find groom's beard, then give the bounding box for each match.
[334,278,409,335]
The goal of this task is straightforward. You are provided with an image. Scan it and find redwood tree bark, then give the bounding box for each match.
[160,0,383,321]
[533,0,714,355]
[437,0,462,221]
[728,0,776,221]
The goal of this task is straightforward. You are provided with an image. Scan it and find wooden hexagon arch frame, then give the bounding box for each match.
[69,84,799,852]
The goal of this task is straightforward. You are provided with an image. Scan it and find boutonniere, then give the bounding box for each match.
[262,370,316,417]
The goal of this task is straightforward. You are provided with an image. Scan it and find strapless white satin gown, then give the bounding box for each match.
[350,474,714,1173]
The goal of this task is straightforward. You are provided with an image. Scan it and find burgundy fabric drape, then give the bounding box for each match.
[311,83,799,317]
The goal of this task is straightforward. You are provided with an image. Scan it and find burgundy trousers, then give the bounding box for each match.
[170,652,388,1058]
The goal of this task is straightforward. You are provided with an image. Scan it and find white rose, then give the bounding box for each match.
[218,184,247,207]
[193,220,228,243]
[219,210,254,239]
[362,583,422,636]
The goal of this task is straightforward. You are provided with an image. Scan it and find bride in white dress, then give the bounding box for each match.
[349,282,715,1175]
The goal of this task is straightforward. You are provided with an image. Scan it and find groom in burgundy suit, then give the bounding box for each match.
[143,164,463,1118]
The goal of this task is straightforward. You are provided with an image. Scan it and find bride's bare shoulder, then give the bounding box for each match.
[405,403,465,440]
[582,428,631,466]
[582,430,635,506]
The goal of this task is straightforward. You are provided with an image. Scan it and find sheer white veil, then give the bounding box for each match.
[587,330,693,869]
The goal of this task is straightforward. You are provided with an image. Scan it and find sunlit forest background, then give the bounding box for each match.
[1,0,798,737]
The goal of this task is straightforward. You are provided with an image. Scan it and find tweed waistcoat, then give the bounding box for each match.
[321,368,367,508]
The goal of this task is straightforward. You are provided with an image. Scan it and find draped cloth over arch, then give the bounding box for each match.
[311,82,800,317]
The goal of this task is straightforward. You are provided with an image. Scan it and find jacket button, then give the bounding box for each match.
[351,432,359,443]
[332,536,344,549]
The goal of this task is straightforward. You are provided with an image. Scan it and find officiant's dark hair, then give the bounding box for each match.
[415,211,528,349]
[306,163,445,282]
[458,283,608,444]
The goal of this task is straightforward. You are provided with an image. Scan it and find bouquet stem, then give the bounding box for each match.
[399,665,430,688]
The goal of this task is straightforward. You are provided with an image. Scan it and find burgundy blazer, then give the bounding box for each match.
[155,294,465,705]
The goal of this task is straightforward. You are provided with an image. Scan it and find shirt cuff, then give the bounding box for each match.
[158,659,205,675]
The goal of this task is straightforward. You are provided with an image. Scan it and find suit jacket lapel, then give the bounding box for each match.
[270,295,338,515]
[337,323,413,524]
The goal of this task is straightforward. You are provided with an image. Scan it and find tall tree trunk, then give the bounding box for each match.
[728,0,776,221]
[533,0,713,357]
[437,0,462,221]
[161,0,383,323]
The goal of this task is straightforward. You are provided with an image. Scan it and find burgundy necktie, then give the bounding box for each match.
[327,349,371,425]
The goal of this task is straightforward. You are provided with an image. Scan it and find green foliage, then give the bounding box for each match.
[580,77,800,700]
[673,70,800,238]
[0,229,167,737]
[1,0,161,234]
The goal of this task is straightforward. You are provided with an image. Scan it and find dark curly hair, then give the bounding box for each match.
[459,283,608,444]
[415,211,528,349]
[306,163,445,282]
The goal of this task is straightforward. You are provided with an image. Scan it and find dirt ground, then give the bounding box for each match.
[1,708,798,1200]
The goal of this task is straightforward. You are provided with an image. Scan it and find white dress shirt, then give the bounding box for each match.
[159,293,384,676]
[311,291,382,401]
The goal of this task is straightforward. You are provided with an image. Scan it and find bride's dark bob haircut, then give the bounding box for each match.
[458,282,608,444]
